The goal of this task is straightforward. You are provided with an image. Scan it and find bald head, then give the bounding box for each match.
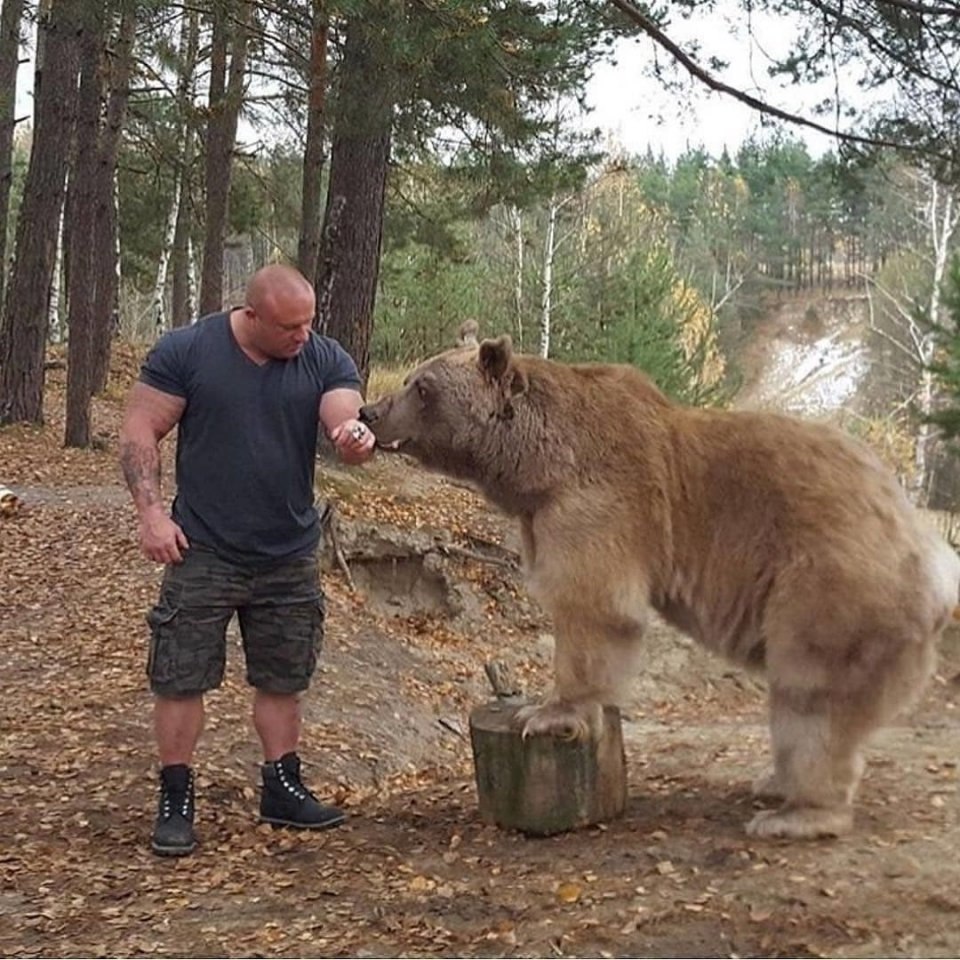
[245,264,315,321]
[239,264,316,360]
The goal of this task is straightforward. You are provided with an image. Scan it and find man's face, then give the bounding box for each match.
[249,295,314,359]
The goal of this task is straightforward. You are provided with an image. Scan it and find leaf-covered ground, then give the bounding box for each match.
[2,349,960,958]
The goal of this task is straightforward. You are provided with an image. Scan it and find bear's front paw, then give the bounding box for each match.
[513,700,601,742]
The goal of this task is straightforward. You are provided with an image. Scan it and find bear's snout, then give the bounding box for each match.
[358,405,377,425]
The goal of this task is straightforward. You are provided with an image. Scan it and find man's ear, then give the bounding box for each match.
[479,335,513,383]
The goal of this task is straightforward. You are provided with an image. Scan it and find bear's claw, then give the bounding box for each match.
[513,701,599,742]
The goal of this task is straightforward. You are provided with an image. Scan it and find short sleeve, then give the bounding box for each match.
[139,329,191,398]
[317,336,363,393]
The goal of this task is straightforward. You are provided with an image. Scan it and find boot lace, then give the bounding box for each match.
[160,774,193,819]
[276,763,314,802]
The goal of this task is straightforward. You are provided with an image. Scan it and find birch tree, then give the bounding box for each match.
[297,0,327,284]
[170,5,199,329]
[0,0,26,317]
[864,167,960,504]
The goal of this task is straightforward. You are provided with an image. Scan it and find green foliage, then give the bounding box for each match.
[373,238,489,363]
[928,256,960,440]
[555,244,725,406]
[373,157,728,406]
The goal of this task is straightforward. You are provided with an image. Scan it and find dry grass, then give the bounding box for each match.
[839,411,917,488]
[366,363,413,402]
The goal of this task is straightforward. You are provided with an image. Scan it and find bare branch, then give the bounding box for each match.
[606,0,953,164]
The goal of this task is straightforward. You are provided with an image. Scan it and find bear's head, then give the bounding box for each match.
[359,335,528,474]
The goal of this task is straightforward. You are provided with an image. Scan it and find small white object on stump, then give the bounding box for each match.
[469,700,627,836]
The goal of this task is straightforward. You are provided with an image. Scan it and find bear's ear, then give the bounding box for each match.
[508,366,528,398]
[478,335,513,384]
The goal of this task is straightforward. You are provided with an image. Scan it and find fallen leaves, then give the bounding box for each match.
[555,881,583,903]
[4,348,960,958]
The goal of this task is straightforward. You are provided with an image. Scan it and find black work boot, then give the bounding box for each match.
[152,764,197,857]
[260,752,347,830]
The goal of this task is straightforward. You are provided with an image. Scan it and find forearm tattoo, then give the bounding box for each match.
[120,440,163,511]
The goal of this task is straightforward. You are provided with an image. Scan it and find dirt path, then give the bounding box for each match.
[2,365,960,958]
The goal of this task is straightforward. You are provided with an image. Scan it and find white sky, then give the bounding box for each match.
[14,4,854,164]
[581,5,857,161]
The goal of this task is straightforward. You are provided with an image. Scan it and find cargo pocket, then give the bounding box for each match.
[145,603,179,689]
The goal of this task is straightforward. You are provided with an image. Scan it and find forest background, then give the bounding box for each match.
[1,0,960,506]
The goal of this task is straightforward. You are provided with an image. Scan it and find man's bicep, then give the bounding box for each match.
[122,381,187,441]
[319,387,364,434]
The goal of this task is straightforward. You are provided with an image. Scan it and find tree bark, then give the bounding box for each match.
[0,0,81,425]
[0,0,26,319]
[64,4,107,448]
[539,192,558,358]
[171,172,194,328]
[199,0,250,316]
[914,185,958,506]
[90,4,136,395]
[511,206,524,350]
[152,176,178,334]
[315,18,393,389]
[297,0,328,284]
[469,701,627,835]
[171,4,199,328]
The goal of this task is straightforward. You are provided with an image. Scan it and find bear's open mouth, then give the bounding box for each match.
[375,438,408,452]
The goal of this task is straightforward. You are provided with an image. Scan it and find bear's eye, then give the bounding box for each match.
[414,373,437,401]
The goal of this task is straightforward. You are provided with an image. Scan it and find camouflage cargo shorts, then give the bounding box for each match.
[145,546,325,698]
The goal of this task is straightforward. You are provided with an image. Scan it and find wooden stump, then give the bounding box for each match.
[469,701,627,836]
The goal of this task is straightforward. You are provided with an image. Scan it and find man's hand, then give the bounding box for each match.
[139,509,190,564]
[329,418,376,466]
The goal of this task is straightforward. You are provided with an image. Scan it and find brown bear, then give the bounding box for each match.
[359,336,960,840]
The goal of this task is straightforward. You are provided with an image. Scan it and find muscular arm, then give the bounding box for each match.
[119,382,189,562]
[320,387,375,465]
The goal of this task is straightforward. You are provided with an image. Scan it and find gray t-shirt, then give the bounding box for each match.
[140,311,361,564]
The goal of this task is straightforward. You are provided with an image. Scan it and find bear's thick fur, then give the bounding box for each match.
[359,336,960,839]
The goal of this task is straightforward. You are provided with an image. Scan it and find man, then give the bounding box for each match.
[120,263,376,857]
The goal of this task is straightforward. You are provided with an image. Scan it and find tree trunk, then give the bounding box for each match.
[539,192,558,359]
[511,206,524,350]
[48,206,65,343]
[64,4,107,448]
[90,5,136,394]
[171,173,194,328]
[152,185,178,333]
[297,0,328,284]
[315,18,393,389]
[914,186,958,506]
[199,0,250,316]
[171,4,199,329]
[0,0,81,425]
[469,701,627,835]
[0,0,26,319]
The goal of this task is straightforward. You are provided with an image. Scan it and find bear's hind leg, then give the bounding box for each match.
[515,614,644,742]
[747,684,867,839]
